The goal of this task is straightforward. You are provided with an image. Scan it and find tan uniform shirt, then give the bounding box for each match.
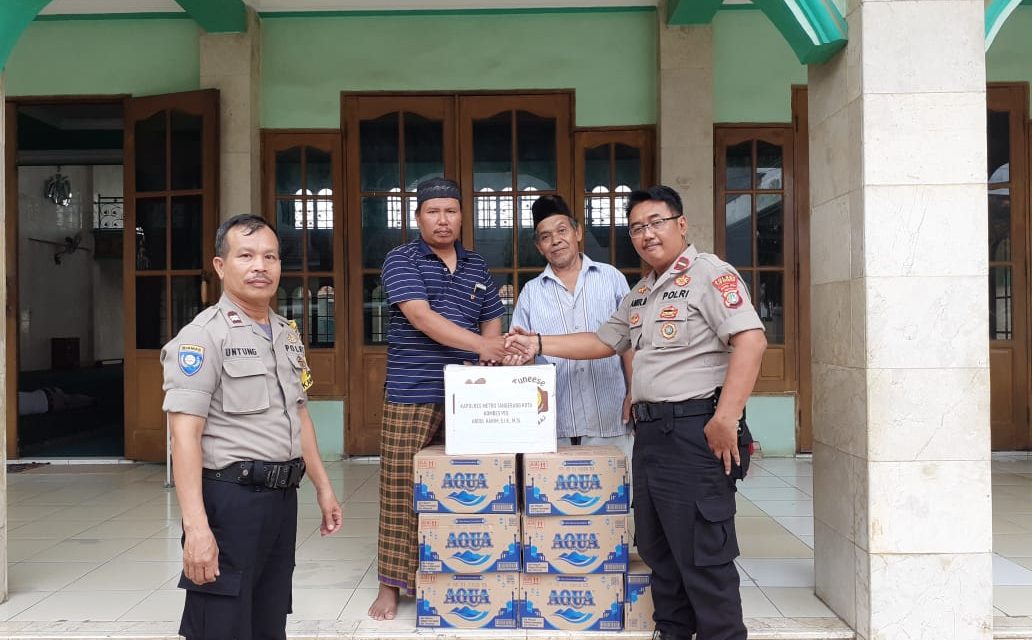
[597,245,764,403]
[161,295,310,469]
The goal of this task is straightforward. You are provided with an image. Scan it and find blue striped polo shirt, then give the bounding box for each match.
[382,238,505,404]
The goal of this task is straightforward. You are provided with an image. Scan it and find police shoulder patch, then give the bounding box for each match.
[178,344,205,376]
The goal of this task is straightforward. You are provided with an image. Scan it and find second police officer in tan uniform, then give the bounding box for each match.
[506,186,767,640]
[162,214,343,640]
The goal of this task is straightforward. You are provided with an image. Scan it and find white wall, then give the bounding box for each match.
[17,165,124,372]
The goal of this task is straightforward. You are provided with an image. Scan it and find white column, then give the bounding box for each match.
[200,9,262,219]
[657,6,715,252]
[808,2,992,638]
[0,72,9,602]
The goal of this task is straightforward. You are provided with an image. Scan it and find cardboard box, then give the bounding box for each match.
[524,445,630,516]
[419,514,521,573]
[522,514,629,574]
[518,574,623,631]
[624,560,655,632]
[413,446,517,514]
[444,364,556,455]
[416,572,519,629]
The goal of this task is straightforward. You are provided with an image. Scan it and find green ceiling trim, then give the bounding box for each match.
[34,13,191,21]
[1,0,52,71]
[258,6,654,18]
[174,0,246,33]
[667,0,723,25]
[750,0,847,64]
[986,0,1022,50]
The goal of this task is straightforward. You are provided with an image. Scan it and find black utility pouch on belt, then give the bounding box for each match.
[713,386,753,481]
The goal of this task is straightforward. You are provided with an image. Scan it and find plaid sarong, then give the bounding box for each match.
[377,400,444,596]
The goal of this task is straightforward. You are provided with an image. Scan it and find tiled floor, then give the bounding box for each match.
[0,453,1029,637]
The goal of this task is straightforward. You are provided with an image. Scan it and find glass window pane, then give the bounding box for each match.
[276,200,304,272]
[517,271,543,296]
[756,194,783,267]
[276,147,302,195]
[988,110,1010,184]
[517,111,556,190]
[614,227,639,269]
[584,197,611,264]
[406,196,418,232]
[725,141,752,190]
[307,147,333,194]
[171,195,203,270]
[758,271,784,344]
[989,266,1013,341]
[308,277,335,348]
[170,110,203,190]
[362,196,404,269]
[492,272,515,333]
[584,145,610,193]
[405,113,445,190]
[135,111,166,192]
[364,274,388,345]
[989,188,1011,262]
[136,197,167,270]
[725,194,752,267]
[518,195,547,269]
[474,195,514,268]
[136,276,166,349]
[473,112,513,191]
[309,199,334,271]
[171,276,202,338]
[360,113,400,192]
[276,276,304,334]
[756,140,783,190]
[614,144,641,190]
[624,271,640,290]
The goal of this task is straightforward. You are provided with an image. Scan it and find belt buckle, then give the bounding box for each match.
[264,464,282,489]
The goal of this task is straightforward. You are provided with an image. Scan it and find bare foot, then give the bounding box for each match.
[368,583,399,621]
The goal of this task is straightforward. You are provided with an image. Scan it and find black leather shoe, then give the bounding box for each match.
[652,629,694,640]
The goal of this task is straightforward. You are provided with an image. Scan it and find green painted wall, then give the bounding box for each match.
[746,395,796,457]
[309,400,345,461]
[713,11,805,123]
[988,6,1032,115]
[261,11,656,129]
[6,20,199,97]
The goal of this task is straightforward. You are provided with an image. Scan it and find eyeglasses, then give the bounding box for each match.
[628,214,682,237]
[535,226,574,245]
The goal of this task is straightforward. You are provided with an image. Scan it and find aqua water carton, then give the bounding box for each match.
[523,445,629,516]
[522,514,629,574]
[413,446,517,513]
[416,572,519,629]
[624,560,655,632]
[518,574,623,631]
[418,513,521,573]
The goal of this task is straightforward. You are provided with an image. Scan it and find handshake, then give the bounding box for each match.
[476,326,542,366]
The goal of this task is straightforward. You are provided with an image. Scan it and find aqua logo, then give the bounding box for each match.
[442,472,488,490]
[444,588,491,606]
[446,531,493,550]
[554,474,602,492]
[552,532,600,550]
[547,589,595,608]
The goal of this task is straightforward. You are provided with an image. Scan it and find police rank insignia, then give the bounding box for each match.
[674,274,691,287]
[227,310,244,326]
[712,273,743,309]
[637,285,648,294]
[673,256,691,272]
[178,344,205,376]
[629,313,642,327]
[660,322,677,340]
[659,305,678,320]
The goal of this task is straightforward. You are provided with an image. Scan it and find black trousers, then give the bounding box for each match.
[632,410,747,640]
[179,478,298,640]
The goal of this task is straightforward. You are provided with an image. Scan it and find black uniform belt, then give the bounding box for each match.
[202,459,306,489]
[631,398,716,423]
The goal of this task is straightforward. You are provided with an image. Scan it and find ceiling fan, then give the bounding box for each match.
[28,232,91,265]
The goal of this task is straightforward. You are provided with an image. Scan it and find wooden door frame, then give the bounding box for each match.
[792,85,813,453]
[4,94,129,459]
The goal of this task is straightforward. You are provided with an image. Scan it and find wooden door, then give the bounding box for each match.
[988,84,1030,450]
[343,95,457,455]
[124,89,219,461]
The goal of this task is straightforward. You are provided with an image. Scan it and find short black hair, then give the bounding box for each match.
[215,214,279,258]
[625,185,684,218]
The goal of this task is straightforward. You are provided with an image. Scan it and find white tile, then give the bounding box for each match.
[8,562,103,592]
[293,561,372,589]
[73,520,171,540]
[6,505,63,523]
[761,587,836,618]
[0,592,53,621]
[994,534,1032,558]
[64,560,182,591]
[737,559,815,588]
[737,487,813,502]
[754,458,813,476]
[340,501,381,519]
[295,537,377,562]
[774,516,815,538]
[118,589,185,622]
[345,587,418,629]
[116,538,182,562]
[993,554,1032,586]
[798,536,815,549]
[11,590,150,622]
[995,586,1032,617]
[739,586,780,617]
[7,539,59,563]
[751,500,814,518]
[8,519,96,540]
[288,588,352,620]
[739,475,793,489]
[25,538,144,563]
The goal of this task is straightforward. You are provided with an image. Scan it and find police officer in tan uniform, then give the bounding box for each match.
[506,186,766,640]
[162,214,343,640]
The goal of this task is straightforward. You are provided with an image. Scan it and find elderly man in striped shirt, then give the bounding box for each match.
[511,195,634,460]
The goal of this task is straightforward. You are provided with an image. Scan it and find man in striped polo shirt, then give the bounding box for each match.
[368,177,508,621]
[511,195,634,461]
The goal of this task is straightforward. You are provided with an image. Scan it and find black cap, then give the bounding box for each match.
[531,195,572,230]
[416,177,461,206]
